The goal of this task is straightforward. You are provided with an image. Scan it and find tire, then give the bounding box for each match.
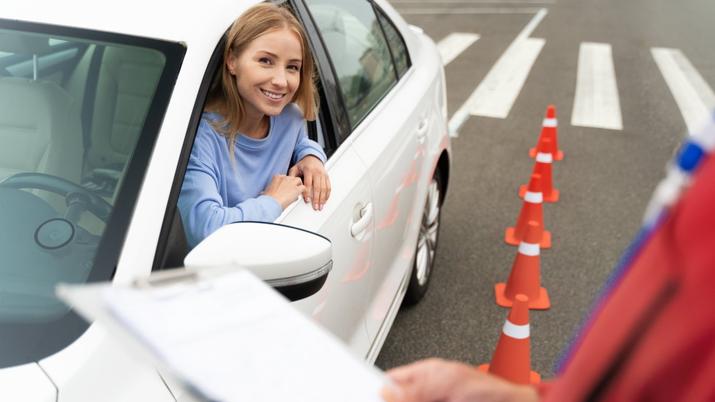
[403,169,443,305]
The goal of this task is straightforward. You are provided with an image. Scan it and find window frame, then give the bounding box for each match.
[372,2,412,79]
[293,0,352,147]
[150,36,226,271]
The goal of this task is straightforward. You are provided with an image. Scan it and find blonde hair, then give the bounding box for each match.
[205,3,318,159]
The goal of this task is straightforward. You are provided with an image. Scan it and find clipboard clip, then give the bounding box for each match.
[133,269,200,289]
[132,266,243,290]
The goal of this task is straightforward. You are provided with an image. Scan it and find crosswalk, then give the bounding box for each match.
[437,12,715,137]
[651,48,715,135]
[462,8,546,119]
[437,33,480,66]
[571,42,623,131]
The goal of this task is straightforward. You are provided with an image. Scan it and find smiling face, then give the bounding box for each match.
[227,28,303,125]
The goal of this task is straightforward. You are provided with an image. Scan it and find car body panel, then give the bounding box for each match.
[3,0,261,45]
[0,363,55,402]
[38,326,176,402]
[279,146,374,355]
[363,30,452,359]
[349,3,449,343]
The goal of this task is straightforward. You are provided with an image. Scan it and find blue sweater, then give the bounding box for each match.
[178,104,326,248]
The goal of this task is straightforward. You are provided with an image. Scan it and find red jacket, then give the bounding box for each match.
[541,155,715,401]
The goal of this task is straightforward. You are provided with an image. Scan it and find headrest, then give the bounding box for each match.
[0,32,50,55]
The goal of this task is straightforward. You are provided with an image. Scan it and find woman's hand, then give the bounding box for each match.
[382,358,539,402]
[289,155,331,211]
[263,175,306,209]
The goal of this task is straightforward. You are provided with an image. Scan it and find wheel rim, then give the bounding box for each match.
[415,178,440,286]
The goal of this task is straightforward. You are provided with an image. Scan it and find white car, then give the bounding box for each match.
[0,0,451,400]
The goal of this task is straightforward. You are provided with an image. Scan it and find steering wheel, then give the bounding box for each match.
[0,172,112,222]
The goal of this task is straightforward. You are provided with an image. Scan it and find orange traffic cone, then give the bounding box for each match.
[529,105,563,161]
[520,137,559,203]
[506,174,551,248]
[478,294,541,384]
[496,221,550,309]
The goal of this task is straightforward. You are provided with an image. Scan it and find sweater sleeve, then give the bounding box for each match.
[178,128,282,249]
[292,121,327,164]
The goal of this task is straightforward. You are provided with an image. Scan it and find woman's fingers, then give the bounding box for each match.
[264,175,304,209]
[290,156,331,211]
[287,165,301,177]
[312,171,331,211]
[302,170,314,205]
[302,169,325,211]
[317,175,329,210]
[312,174,324,211]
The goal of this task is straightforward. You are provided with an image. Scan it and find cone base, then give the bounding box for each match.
[505,227,552,249]
[529,147,564,161]
[519,185,560,203]
[477,364,542,385]
[494,283,551,310]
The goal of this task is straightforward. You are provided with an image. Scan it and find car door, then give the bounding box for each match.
[278,145,374,355]
[301,0,430,344]
[274,1,376,357]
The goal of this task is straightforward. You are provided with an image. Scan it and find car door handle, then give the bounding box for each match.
[416,117,429,143]
[350,202,373,237]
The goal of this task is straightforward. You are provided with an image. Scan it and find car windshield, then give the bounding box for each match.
[0,21,184,368]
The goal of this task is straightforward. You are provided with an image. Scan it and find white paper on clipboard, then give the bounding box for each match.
[57,268,387,402]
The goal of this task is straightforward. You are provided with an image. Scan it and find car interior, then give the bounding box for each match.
[0,27,167,322]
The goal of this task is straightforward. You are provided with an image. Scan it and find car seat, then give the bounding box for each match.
[0,34,82,184]
[84,45,165,176]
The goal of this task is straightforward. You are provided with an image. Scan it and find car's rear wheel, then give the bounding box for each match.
[404,169,442,305]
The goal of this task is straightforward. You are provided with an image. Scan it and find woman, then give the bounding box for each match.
[179,3,330,248]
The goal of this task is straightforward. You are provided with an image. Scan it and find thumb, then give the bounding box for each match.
[288,165,301,177]
[381,386,404,402]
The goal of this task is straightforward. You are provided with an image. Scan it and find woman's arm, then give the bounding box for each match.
[178,161,283,248]
[178,122,289,248]
[291,126,330,210]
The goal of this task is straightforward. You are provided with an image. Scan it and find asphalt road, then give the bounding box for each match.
[375,0,715,377]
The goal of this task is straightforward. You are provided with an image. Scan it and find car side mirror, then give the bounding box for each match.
[183,222,332,302]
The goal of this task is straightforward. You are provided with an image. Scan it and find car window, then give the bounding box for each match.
[375,6,410,78]
[304,0,397,130]
[0,23,183,368]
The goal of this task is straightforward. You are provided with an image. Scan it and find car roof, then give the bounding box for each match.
[3,0,262,45]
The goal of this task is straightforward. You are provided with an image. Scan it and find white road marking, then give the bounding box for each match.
[466,38,545,118]
[466,9,546,118]
[448,8,548,136]
[651,47,715,135]
[399,7,544,15]
[514,6,548,39]
[437,33,480,66]
[571,42,623,130]
[391,0,555,4]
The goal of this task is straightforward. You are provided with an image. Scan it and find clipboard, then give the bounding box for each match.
[57,267,388,402]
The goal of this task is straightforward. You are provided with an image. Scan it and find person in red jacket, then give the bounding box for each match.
[382,122,715,401]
